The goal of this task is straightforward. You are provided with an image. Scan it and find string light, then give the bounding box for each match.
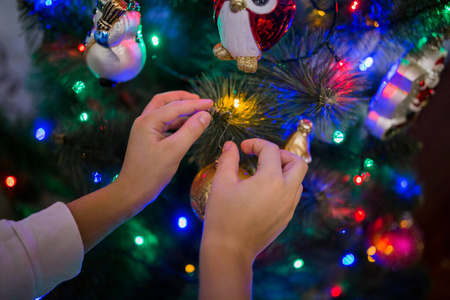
[185,264,195,274]
[364,158,374,169]
[367,246,376,256]
[178,217,188,229]
[35,128,46,141]
[359,57,374,71]
[368,255,376,262]
[78,44,86,52]
[135,236,144,245]
[353,175,363,185]
[234,99,240,108]
[45,0,52,6]
[331,286,342,297]
[5,176,17,188]
[112,174,119,182]
[354,209,366,222]
[350,1,358,10]
[374,21,379,27]
[92,172,102,183]
[342,253,355,266]
[317,10,326,16]
[333,131,345,144]
[293,259,304,269]
[72,81,86,94]
[79,112,89,122]
[151,36,159,46]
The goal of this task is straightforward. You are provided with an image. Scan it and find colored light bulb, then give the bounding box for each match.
[333,131,345,144]
[178,217,187,229]
[293,259,304,269]
[72,81,86,94]
[5,176,16,188]
[342,254,355,266]
[135,236,144,245]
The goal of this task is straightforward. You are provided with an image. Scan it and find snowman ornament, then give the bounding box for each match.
[213,0,296,73]
[85,0,146,86]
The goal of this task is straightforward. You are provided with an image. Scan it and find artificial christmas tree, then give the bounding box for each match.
[1,0,449,298]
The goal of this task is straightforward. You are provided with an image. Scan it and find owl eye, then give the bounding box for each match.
[246,0,278,14]
[252,0,269,5]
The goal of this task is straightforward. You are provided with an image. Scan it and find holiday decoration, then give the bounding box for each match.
[190,162,251,221]
[365,38,447,139]
[213,0,296,73]
[366,214,424,270]
[284,119,313,163]
[85,0,146,86]
[190,75,283,168]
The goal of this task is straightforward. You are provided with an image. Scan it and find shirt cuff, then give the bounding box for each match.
[11,202,84,297]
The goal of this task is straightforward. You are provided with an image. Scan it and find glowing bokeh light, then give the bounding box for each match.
[35,128,46,141]
[364,158,374,169]
[317,10,326,16]
[135,236,144,245]
[80,112,89,122]
[342,254,355,266]
[385,245,394,255]
[178,217,188,229]
[368,255,376,262]
[367,246,376,256]
[234,99,240,108]
[333,131,345,144]
[151,36,159,46]
[354,175,363,185]
[354,209,366,222]
[331,286,342,297]
[72,81,86,94]
[293,259,304,269]
[350,1,358,10]
[78,44,86,52]
[45,0,52,6]
[92,172,102,183]
[5,176,17,188]
[185,264,195,273]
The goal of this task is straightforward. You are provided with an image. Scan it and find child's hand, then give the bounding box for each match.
[202,138,307,262]
[199,139,307,299]
[114,91,213,212]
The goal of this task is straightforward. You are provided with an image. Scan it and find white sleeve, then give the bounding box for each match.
[0,202,84,300]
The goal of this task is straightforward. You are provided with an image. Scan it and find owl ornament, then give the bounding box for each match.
[85,0,146,86]
[213,0,296,73]
[365,39,447,140]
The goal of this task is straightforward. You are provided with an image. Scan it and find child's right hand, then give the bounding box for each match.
[202,138,308,263]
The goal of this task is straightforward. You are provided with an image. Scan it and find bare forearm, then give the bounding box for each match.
[199,241,254,300]
[67,180,150,253]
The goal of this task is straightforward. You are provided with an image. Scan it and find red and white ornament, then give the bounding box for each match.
[213,0,296,73]
[366,40,447,139]
[85,0,146,86]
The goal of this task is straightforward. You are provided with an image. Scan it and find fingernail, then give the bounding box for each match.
[223,141,232,152]
[199,113,211,127]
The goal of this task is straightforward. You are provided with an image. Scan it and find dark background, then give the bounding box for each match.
[413,61,450,300]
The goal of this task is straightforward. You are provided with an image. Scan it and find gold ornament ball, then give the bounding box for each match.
[190,163,251,221]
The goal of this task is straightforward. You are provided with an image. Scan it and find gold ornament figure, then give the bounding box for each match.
[285,119,313,163]
[190,162,251,221]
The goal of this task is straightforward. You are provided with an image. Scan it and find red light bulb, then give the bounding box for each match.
[351,1,359,10]
[354,175,363,185]
[5,176,16,188]
[331,286,342,297]
[354,209,366,222]
[78,44,86,52]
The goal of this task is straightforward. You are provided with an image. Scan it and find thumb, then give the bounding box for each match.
[214,141,240,183]
[166,111,211,155]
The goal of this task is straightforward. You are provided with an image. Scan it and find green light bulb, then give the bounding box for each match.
[293,259,304,269]
[151,36,159,46]
[72,81,86,94]
[79,113,89,122]
[364,158,374,169]
[333,131,345,144]
[135,236,144,245]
